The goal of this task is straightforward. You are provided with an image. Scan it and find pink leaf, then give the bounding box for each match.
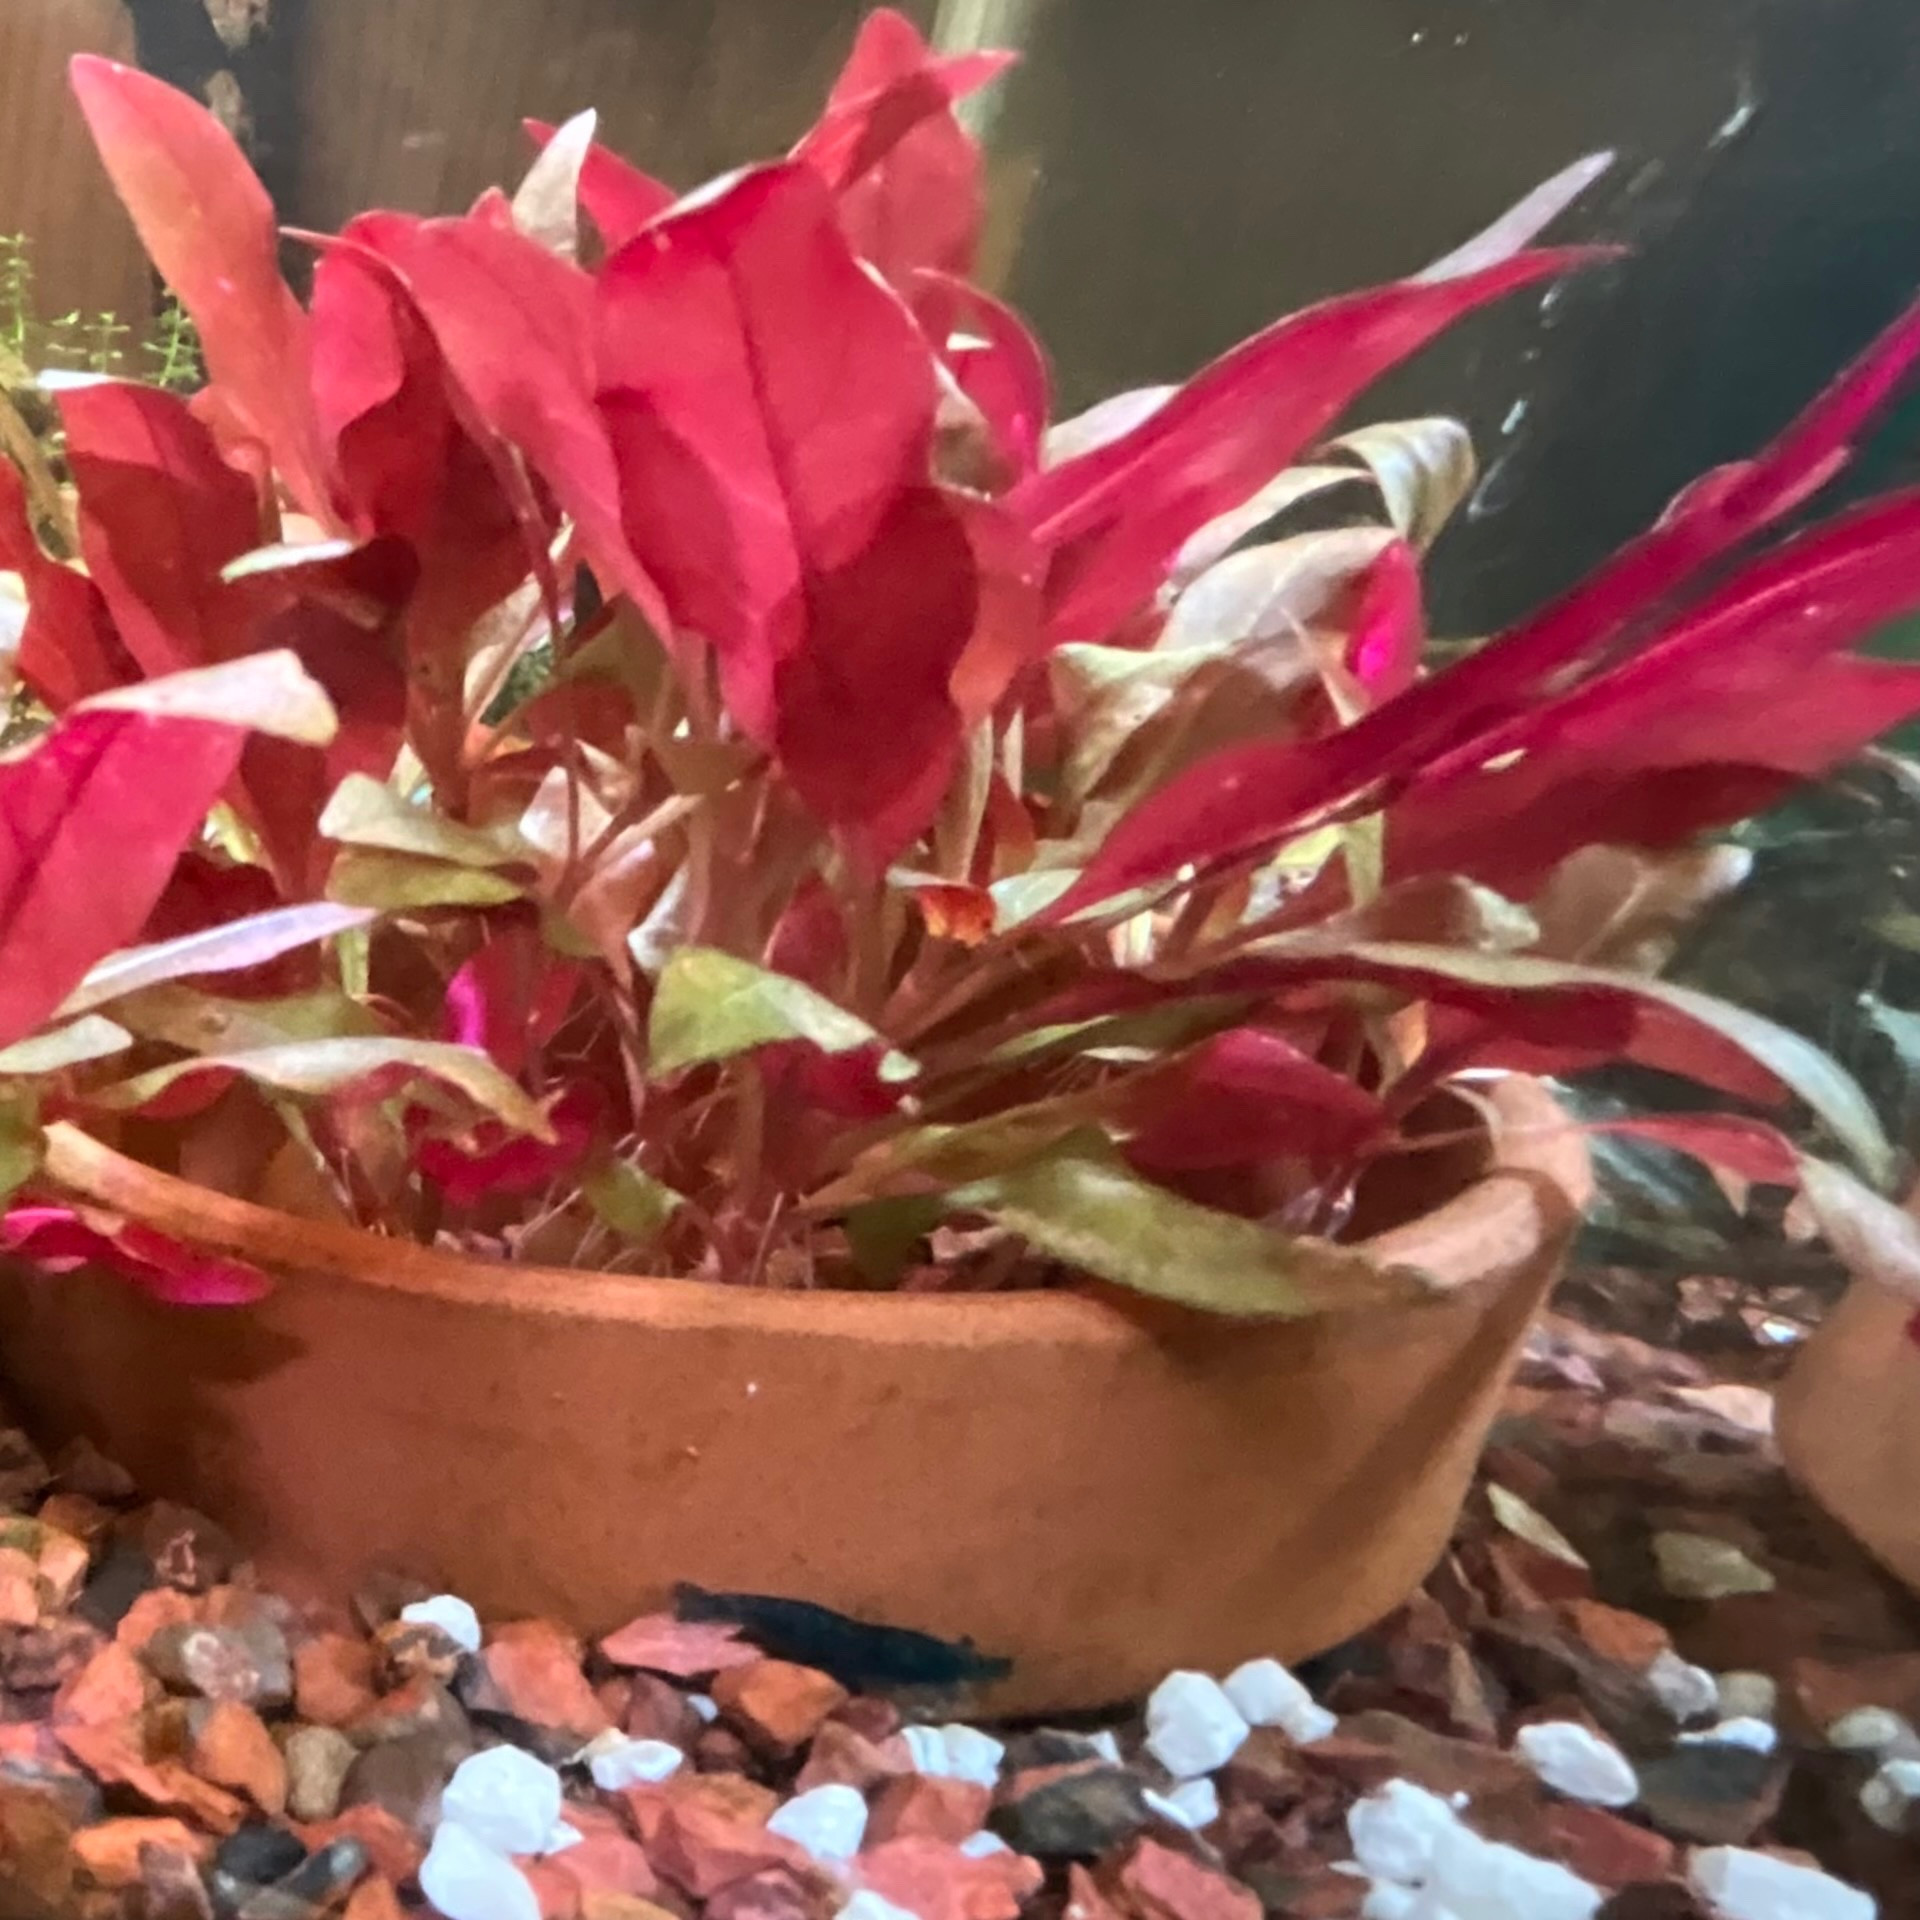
[1587,1114,1804,1189]
[597,163,977,860]
[0,706,257,1048]
[413,1084,598,1208]
[442,926,583,1079]
[1,1206,270,1306]
[1013,244,1604,645]
[69,57,334,521]
[525,118,675,253]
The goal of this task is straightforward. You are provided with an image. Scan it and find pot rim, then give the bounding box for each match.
[38,1075,1588,1346]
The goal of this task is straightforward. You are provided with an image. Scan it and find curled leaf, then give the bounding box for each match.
[1331,418,1476,552]
[319,773,521,867]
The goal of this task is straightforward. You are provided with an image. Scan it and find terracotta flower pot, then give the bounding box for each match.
[1776,1270,1920,1594]
[0,1078,1586,1714]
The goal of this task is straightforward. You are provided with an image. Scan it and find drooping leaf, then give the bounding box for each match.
[649,947,918,1083]
[414,1083,596,1205]
[68,57,334,520]
[1798,1154,1920,1300]
[96,1037,556,1140]
[1331,418,1477,552]
[0,1203,270,1305]
[0,656,336,1050]
[0,1018,133,1076]
[59,904,372,1018]
[949,1133,1426,1317]
[1237,939,1892,1184]
[913,271,1052,481]
[0,1101,40,1205]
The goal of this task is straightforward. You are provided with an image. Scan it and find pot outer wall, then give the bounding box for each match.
[0,1080,1587,1715]
[1777,1274,1920,1595]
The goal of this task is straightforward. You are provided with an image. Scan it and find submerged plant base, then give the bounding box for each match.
[0,1080,1585,1718]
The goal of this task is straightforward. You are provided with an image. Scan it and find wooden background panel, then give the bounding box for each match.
[0,0,149,335]
[295,0,936,234]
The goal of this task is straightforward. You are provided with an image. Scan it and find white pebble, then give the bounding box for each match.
[688,1692,719,1722]
[420,1822,540,1920]
[1358,1886,1423,1920]
[1515,1722,1639,1809]
[1689,1845,1876,1920]
[1144,1777,1220,1831]
[1827,1707,1915,1755]
[841,1895,922,1920]
[768,1783,869,1864]
[1087,1729,1123,1765]
[544,1821,582,1853]
[1145,1671,1251,1779]
[901,1725,947,1774]
[958,1831,1011,1858]
[1348,1779,1461,1885]
[1715,1673,1779,1723]
[1681,1718,1777,1755]
[440,1745,564,1856]
[1860,1756,1920,1833]
[400,1593,483,1654]
[586,1736,685,1791]
[1427,1821,1603,1920]
[938,1724,1005,1788]
[1224,1658,1338,1745]
[1647,1650,1721,1723]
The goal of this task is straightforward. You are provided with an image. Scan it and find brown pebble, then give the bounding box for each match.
[294,1632,380,1728]
[187,1700,286,1816]
[710,1660,847,1755]
[286,1723,358,1823]
[71,1815,209,1888]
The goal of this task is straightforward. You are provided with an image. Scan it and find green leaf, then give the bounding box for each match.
[648,948,919,1083]
[320,774,522,868]
[93,1038,555,1140]
[583,1158,682,1247]
[844,1193,945,1285]
[0,1097,40,1204]
[0,1017,132,1075]
[950,1134,1425,1317]
[328,849,526,910]
[112,985,379,1055]
[58,902,373,1016]
[82,650,337,745]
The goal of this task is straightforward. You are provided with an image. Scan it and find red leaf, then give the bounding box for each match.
[60,381,264,677]
[413,1084,598,1207]
[913,270,1051,480]
[0,462,134,709]
[0,707,257,1048]
[525,118,675,253]
[1013,245,1603,645]
[442,927,582,1079]
[354,212,662,627]
[798,8,1008,285]
[597,163,977,860]
[1124,1029,1387,1172]
[69,57,334,522]
[1,1206,270,1306]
